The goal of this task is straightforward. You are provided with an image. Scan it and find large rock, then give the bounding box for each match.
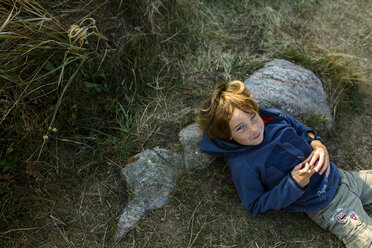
[244,59,333,129]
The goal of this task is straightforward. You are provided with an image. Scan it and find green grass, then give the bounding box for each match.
[1,0,371,247]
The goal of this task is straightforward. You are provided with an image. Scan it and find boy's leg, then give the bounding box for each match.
[356,170,372,205]
[337,169,372,205]
[306,169,372,248]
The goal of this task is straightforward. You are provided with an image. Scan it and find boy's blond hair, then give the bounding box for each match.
[196,80,258,140]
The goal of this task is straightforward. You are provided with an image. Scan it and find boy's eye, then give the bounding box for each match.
[251,114,256,120]
[237,125,244,132]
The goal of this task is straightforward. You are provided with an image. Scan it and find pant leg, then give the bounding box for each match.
[338,169,372,205]
[357,170,372,205]
[307,169,372,248]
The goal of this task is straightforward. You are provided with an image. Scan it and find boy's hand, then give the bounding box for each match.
[291,162,316,188]
[306,140,331,177]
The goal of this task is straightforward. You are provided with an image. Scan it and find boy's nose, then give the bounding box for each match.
[251,124,259,132]
[250,126,259,136]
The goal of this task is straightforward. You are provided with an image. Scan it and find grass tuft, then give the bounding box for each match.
[281,45,367,124]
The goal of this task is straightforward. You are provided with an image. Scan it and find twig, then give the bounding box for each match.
[100,180,118,198]
[0,2,20,32]
[57,51,68,88]
[37,56,86,161]
[188,219,207,248]
[161,30,181,43]
[49,215,66,226]
[97,48,108,71]
[0,227,40,236]
[187,196,205,248]
[0,80,30,126]
[101,226,108,248]
[55,138,93,149]
[79,184,87,214]
[98,184,102,205]
[52,216,76,248]
[291,236,316,243]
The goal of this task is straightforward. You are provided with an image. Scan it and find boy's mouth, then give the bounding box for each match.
[252,132,261,140]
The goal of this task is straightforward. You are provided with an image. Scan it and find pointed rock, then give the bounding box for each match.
[116,147,183,239]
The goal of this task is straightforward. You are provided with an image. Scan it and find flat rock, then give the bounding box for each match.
[116,147,183,239]
[244,59,333,129]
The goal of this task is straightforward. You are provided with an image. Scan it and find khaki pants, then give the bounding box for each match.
[306,169,372,248]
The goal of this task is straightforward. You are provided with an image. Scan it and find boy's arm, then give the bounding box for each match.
[280,111,331,176]
[231,161,306,215]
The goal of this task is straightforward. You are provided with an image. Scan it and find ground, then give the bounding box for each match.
[1,0,371,247]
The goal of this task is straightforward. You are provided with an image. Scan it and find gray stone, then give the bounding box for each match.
[116,192,168,238]
[116,125,214,240]
[244,59,333,129]
[179,122,214,170]
[116,147,183,239]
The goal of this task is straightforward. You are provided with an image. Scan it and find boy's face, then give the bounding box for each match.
[229,108,264,146]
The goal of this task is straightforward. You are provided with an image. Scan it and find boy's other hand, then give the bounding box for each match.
[291,162,316,188]
[307,140,331,177]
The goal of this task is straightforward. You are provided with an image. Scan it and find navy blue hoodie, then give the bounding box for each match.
[200,108,339,215]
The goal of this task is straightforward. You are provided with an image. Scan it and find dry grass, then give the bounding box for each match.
[1,0,371,247]
[121,160,344,247]
[297,1,371,75]
[282,0,372,80]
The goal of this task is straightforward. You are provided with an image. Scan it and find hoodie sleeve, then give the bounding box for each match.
[230,156,305,215]
[279,110,322,144]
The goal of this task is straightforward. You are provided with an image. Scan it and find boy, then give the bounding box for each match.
[197,80,372,247]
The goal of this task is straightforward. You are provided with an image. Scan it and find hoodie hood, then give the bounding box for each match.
[200,108,282,157]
